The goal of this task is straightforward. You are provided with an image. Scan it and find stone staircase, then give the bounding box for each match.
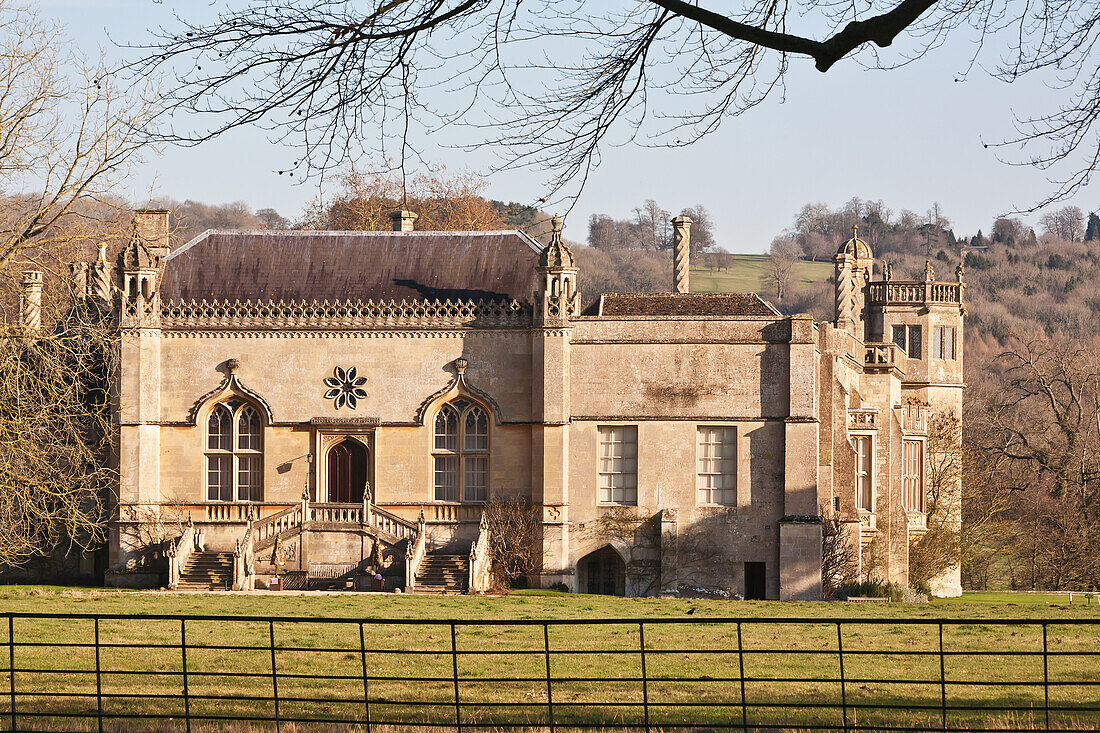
[413,553,468,594]
[176,551,234,591]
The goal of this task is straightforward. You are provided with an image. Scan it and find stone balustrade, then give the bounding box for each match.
[866,281,962,306]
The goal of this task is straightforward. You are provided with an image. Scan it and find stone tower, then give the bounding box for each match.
[533,215,577,589]
[833,226,875,339]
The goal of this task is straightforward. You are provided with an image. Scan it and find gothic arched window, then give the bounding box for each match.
[433,399,489,502]
[206,399,263,501]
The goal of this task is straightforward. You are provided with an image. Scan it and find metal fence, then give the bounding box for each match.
[1,613,1099,732]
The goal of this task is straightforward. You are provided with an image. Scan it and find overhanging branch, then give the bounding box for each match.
[648,0,940,71]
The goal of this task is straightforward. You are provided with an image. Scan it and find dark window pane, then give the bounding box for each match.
[907,325,922,359]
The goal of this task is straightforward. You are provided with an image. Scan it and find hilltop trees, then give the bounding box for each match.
[586,201,716,253]
[304,167,506,232]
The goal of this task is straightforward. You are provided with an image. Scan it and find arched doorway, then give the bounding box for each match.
[327,440,369,503]
[577,546,627,596]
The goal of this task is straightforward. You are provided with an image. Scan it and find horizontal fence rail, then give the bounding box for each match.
[1,613,1098,732]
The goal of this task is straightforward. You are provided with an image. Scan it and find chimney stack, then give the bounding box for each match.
[133,209,171,261]
[671,216,692,294]
[90,243,111,304]
[390,210,418,232]
[20,270,42,331]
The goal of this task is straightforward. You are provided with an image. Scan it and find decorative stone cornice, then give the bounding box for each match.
[161,297,532,330]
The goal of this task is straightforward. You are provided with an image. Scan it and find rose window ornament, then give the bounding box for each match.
[323,366,368,410]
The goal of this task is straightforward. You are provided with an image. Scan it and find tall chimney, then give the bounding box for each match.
[390,210,418,232]
[90,242,111,304]
[133,209,171,261]
[20,270,42,331]
[671,215,692,294]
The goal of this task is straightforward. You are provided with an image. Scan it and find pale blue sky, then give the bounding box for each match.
[44,1,1093,252]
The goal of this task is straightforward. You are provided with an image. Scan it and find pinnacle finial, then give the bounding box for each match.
[853,224,859,239]
[551,213,563,239]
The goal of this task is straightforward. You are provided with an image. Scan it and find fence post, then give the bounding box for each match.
[7,616,14,733]
[181,619,191,733]
[736,622,747,732]
[450,623,461,732]
[938,623,946,732]
[836,622,848,733]
[1042,623,1050,731]
[638,622,650,733]
[94,618,103,733]
[359,622,372,732]
[269,620,281,732]
[543,623,554,732]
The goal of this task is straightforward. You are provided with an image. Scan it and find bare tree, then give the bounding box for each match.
[971,337,1100,588]
[767,235,798,299]
[632,200,671,251]
[481,497,542,588]
[1039,206,1085,243]
[302,165,505,232]
[125,1,1100,206]
[0,305,116,568]
[820,508,858,599]
[0,1,154,269]
[680,205,717,255]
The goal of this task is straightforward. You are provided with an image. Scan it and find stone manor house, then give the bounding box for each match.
[34,208,963,598]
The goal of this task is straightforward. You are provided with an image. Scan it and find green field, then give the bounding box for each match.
[0,588,1097,730]
[691,256,833,295]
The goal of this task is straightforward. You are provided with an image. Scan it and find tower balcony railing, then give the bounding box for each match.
[866,280,962,306]
[864,342,907,372]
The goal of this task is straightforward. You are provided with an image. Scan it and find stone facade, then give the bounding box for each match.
[83,210,963,598]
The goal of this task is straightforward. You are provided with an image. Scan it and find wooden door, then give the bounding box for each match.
[327,440,368,503]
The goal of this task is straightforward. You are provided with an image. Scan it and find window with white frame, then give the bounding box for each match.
[598,426,638,505]
[903,439,926,513]
[433,399,490,502]
[697,427,736,506]
[206,399,263,501]
[853,435,873,511]
[933,326,957,360]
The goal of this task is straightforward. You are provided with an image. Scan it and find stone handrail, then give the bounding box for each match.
[309,503,363,524]
[253,503,305,548]
[232,509,255,591]
[167,519,195,590]
[427,503,485,523]
[369,505,419,541]
[405,511,427,591]
[468,513,492,594]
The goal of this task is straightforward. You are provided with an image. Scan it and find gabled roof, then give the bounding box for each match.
[593,292,781,317]
[161,230,543,303]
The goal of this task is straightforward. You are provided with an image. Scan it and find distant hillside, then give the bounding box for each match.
[691,255,832,298]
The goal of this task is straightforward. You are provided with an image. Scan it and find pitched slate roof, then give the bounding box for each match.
[594,292,780,317]
[161,230,543,303]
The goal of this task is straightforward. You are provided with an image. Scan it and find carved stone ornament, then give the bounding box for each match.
[323,366,368,410]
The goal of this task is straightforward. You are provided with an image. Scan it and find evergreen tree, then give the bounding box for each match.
[1085,212,1100,242]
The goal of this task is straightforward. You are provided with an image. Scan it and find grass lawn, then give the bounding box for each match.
[691,256,832,296]
[0,587,1098,730]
